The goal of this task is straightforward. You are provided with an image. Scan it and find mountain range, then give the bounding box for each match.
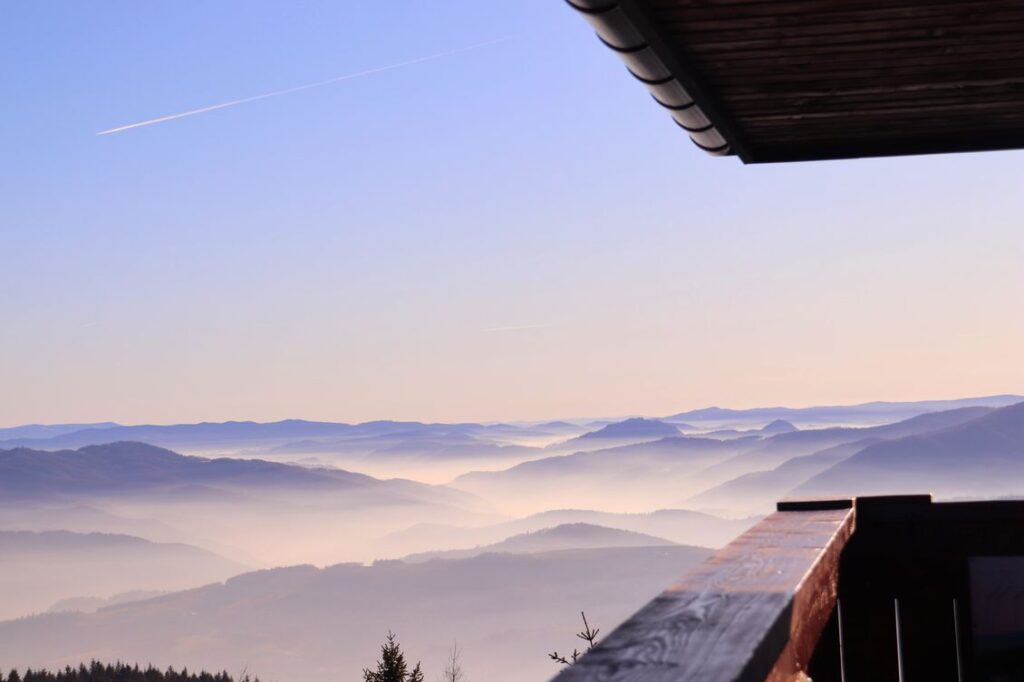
[402,522,675,562]
[451,401,1024,516]
[0,545,709,682]
[665,394,1023,425]
[0,441,477,507]
[0,442,498,568]
[376,508,755,557]
[796,401,1024,498]
[3,393,1024,681]
[0,530,244,621]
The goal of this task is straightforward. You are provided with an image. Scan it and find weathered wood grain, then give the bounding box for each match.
[550,506,854,682]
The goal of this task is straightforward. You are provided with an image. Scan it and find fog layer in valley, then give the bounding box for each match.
[2,393,1023,682]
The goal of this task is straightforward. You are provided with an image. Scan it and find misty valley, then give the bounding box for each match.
[2,395,1024,681]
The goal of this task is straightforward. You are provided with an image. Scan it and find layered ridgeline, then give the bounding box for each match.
[795,401,1024,498]
[377,508,755,557]
[684,405,1001,515]
[0,421,578,482]
[3,395,1018,482]
[544,418,685,453]
[0,442,497,569]
[453,435,757,515]
[401,522,676,562]
[0,544,709,682]
[2,395,1023,681]
[663,395,1024,427]
[0,530,244,621]
[6,395,1016,453]
[453,401,1024,516]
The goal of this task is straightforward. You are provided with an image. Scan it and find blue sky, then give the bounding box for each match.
[2,1,1022,425]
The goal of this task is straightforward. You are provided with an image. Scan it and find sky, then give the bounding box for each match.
[2,1,1022,426]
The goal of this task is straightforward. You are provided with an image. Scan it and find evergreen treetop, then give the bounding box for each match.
[362,632,423,682]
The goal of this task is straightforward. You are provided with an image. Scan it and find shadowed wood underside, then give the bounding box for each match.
[578,0,1024,162]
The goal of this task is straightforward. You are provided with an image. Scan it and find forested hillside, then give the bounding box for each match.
[0,662,258,682]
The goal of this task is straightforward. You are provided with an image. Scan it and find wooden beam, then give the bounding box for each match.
[618,0,1024,162]
[550,505,855,682]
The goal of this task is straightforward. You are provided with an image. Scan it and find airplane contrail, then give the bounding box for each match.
[97,37,511,136]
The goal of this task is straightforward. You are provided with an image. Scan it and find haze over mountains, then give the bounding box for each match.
[402,523,676,562]
[797,401,1024,498]
[0,442,497,568]
[0,545,709,682]
[2,393,1023,682]
[664,395,1023,427]
[0,441,474,505]
[376,508,754,558]
[0,530,244,621]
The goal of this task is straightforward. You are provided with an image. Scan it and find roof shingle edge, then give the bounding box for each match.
[565,0,733,156]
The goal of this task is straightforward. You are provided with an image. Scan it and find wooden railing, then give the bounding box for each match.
[552,495,1024,682]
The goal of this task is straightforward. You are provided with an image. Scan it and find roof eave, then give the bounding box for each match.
[567,0,753,161]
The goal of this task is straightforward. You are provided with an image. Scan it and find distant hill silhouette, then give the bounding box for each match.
[0,442,468,503]
[48,590,167,615]
[454,406,1004,515]
[797,401,1024,498]
[665,395,1022,424]
[693,406,998,486]
[0,419,565,456]
[402,523,675,562]
[0,546,710,682]
[0,530,244,621]
[698,419,798,440]
[0,442,497,569]
[685,439,880,515]
[453,435,753,513]
[761,419,797,435]
[0,423,119,441]
[377,508,755,556]
[576,418,681,440]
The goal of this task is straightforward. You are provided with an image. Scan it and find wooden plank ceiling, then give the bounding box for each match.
[576,0,1024,162]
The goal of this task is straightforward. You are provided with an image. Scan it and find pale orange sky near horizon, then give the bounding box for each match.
[3,1,1023,428]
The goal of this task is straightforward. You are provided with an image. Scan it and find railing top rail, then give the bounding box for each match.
[551,501,855,682]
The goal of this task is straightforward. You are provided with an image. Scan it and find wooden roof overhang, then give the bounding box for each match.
[567,0,1024,163]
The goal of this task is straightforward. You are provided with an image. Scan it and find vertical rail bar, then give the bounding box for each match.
[894,598,906,682]
[952,598,964,682]
[837,599,847,682]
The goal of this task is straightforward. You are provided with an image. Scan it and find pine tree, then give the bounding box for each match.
[0,662,258,681]
[362,631,423,682]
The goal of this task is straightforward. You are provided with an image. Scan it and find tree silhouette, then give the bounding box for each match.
[441,642,465,682]
[363,631,424,682]
[0,662,257,681]
[549,611,601,667]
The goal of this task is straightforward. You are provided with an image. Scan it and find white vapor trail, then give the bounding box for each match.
[97,37,510,136]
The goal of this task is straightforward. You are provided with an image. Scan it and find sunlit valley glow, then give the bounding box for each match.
[2,394,1024,680]
[5,1,1024,680]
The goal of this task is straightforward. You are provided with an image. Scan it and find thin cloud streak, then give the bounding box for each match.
[96,37,511,136]
[482,323,551,333]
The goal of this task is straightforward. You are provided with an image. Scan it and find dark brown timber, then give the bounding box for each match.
[573,0,1024,161]
[551,495,1024,681]
[551,505,855,682]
